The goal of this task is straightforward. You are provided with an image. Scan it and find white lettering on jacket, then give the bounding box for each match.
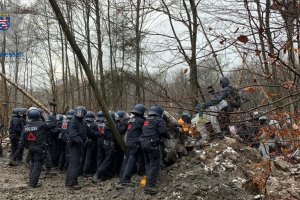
[24,126,38,132]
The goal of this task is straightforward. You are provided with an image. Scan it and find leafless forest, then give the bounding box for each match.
[0,0,299,124]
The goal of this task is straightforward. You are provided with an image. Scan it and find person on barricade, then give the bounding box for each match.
[200,77,241,138]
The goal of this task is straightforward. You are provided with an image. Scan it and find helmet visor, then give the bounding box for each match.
[75,109,85,118]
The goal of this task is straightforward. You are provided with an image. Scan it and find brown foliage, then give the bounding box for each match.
[237,35,249,44]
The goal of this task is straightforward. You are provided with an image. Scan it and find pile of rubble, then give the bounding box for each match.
[0,136,299,199]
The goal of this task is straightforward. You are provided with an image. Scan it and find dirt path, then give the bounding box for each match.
[0,141,256,200]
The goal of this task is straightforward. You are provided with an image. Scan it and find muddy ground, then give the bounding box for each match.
[0,137,298,200]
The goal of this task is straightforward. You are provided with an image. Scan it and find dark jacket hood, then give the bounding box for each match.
[220,77,230,88]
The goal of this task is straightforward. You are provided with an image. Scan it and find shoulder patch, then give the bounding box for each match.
[128,118,136,123]
[143,121,150,126]
[62,122,68,130]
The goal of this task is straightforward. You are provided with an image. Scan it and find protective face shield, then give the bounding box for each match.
[75,109,86,118]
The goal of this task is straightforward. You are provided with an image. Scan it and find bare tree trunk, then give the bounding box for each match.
[0,30,9,134]
[60,26,66,111]
[74,57,82,105]
[94,0,106,103]
[183,0,204,104]
[135,0,142,103]
[253,0,270,75]
[265,0,281,107]
[84,0,93,108]
[161,0,205,105]
[65,36,73,109]
[14,34,20,106]
[46,11,57,101]
[107,0,115,109]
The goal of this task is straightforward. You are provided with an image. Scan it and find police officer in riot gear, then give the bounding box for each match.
[93,111,119,182]
[48,114,63,168]
[114,110,130,177]
[116,110,130,136]
[82,111,99,177]
[93,111,105,181]
[65,106,100,190]
[58,110,74,171]
[11,108,56,188]
[9,108,25,161]
[121,104,146,186]
[141,105,169,195]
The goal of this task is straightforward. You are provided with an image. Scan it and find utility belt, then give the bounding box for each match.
[140,136,160,147]
[103,139,114,147]
[140,134,159,140]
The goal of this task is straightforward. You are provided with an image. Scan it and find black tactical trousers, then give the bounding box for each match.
[83,142,97,176]
[78,144,86,176]
[122,144,140,183]
[58,141,66,170]
[44,149,52,171]
[10,137,19,159]
[96,140,115,180]
[29,149,43,187]
[65,144,81,186]
[114,144,123,176]
[96,138,104,173]
[50,140,59,167]
[141,139,160,189]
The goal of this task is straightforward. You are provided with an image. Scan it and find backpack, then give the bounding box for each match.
[227,87,242,109]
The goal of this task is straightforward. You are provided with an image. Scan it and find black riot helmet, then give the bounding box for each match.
[116,110,129,119]
[12,108,20,117]
[131,104,146,116]
[96,111,105,123]
[74,106,87,119]
[148,105,164,116]
[67,109,75,120]
[27,109,41,121]
[84,111,95,123]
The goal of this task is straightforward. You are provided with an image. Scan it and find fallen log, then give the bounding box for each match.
[0,72,51,114]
